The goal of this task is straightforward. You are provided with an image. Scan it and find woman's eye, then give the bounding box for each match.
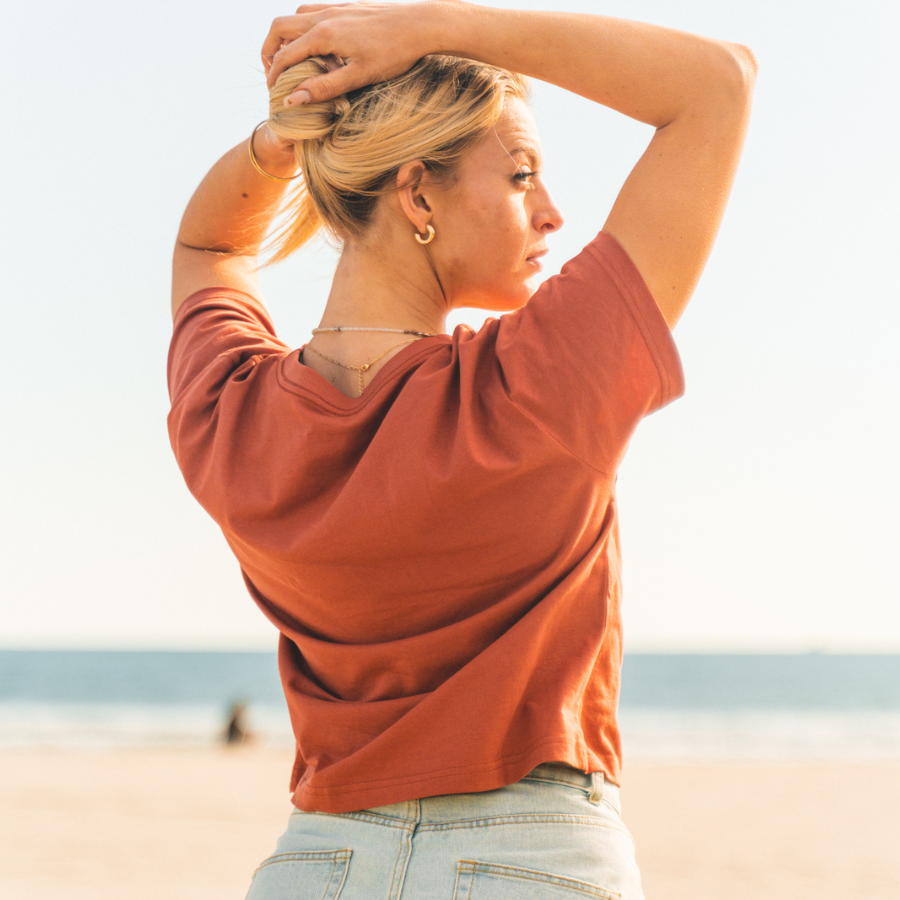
[514,170,539,185]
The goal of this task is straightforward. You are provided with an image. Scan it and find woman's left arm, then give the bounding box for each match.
[171,125,297,319]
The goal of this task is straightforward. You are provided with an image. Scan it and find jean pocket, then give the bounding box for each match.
[245,849,352,900]
[454,860,620,900]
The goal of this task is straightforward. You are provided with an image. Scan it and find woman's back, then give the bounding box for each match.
[169,230,682,812]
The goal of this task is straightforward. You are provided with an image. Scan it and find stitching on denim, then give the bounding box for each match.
[326,858,336,898]
[390,801,418,900]
[417,813,632,837]
[385,801,419,900]
[320,810,415,829]
[386,826,404,900]
[252,849,352,875]
[331,849,352,899]
[521,774,592,794]
[451,859,466,900]
[457,860,621,899]
[588,771,602,805]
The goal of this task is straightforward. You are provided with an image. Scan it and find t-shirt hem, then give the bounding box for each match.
[289,739,620,814]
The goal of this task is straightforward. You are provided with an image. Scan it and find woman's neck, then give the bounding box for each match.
[301,237,450,398]
[320,237,449,336]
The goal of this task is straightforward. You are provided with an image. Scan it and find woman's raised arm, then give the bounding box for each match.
[266,0,757,327]
[171,126,297,318]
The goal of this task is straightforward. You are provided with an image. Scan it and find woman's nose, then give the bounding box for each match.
[536,187,564,234]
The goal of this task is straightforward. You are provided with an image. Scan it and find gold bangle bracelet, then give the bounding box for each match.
[248,121,301,182]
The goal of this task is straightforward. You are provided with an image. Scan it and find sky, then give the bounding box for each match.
[1,0,898,651]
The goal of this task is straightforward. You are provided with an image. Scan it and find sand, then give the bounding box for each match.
[0,747,898,899]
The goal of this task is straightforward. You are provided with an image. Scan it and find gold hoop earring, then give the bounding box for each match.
[414,224,435,245]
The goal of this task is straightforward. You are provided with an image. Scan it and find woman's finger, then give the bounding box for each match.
[262,5,355,71]
[261,14,319,75]
[267,33,326,88]
[284,61,367,106]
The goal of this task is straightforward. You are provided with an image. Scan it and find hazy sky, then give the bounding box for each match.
[1,0,898,650]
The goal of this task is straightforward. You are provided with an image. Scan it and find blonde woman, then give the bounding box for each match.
[168,1,756,896]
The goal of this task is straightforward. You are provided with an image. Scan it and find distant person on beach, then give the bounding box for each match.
[223,701,251,746]
[167,2,755,896]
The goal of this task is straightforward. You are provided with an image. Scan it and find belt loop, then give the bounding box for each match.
[588,770,604,804]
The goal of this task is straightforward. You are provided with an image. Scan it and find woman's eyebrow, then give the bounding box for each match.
[493,128,543,170]
[508,145,543,168]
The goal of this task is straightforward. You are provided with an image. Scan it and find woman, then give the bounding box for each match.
[168,1,756,897]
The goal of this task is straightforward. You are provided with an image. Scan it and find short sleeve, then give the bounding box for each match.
[493,231,685,475]
[167,288,289,405]
[166,288,292,513]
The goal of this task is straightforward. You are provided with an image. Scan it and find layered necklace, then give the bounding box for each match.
[304,326,435,397]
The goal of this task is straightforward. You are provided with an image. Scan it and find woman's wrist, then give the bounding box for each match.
[426,0,471,56]
[250,123,297,178]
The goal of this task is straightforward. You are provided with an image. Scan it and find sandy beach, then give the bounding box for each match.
[1,747,897,900]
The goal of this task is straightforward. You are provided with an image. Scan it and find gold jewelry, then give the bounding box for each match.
[304,338,422,397]
[248,121,301,182]
[414,224,435,245]
[312,326,434,338]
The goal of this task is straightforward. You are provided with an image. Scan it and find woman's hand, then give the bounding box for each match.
[262,1,454,105]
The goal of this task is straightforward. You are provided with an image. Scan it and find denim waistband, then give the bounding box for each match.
[521,762,619,813]
[316,762,622,826]
[273,764,641,900]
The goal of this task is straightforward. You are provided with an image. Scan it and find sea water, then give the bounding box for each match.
[1,650,899,759]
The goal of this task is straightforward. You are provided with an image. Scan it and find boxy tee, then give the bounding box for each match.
[167,231,684,813]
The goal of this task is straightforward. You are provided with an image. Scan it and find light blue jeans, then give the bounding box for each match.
[245,762,645,900]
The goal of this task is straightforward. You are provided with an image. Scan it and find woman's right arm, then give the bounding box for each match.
[265,0,757,327]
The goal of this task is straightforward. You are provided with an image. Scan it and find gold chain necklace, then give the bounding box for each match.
[305,326,436,397]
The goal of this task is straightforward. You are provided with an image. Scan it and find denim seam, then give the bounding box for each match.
[457,860,621,900]
[521,775,592,794]
[387,800,419,900]
[333,851,352,899]
[316,811,416,829]
[327,858,336,897]
[386,825,407,900]
[251,849,352,875]
[418,814,632,837]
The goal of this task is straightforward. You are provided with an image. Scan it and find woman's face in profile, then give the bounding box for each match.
[433,96,564,314]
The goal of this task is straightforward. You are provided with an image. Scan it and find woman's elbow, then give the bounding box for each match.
[724,43,760,95]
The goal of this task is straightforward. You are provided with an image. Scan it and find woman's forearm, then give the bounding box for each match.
[176,127,298,256]
[433,1,754,126]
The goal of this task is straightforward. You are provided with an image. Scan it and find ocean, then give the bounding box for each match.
[1,650,899,759]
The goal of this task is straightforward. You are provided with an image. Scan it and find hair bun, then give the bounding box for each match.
[268,57,348,144]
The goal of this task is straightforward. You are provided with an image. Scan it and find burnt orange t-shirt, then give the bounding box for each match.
[167,230,684,813]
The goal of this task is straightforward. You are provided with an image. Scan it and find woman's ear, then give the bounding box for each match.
[395,160,434,233]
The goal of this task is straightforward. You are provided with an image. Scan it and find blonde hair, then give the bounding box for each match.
[264,55,530,264]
